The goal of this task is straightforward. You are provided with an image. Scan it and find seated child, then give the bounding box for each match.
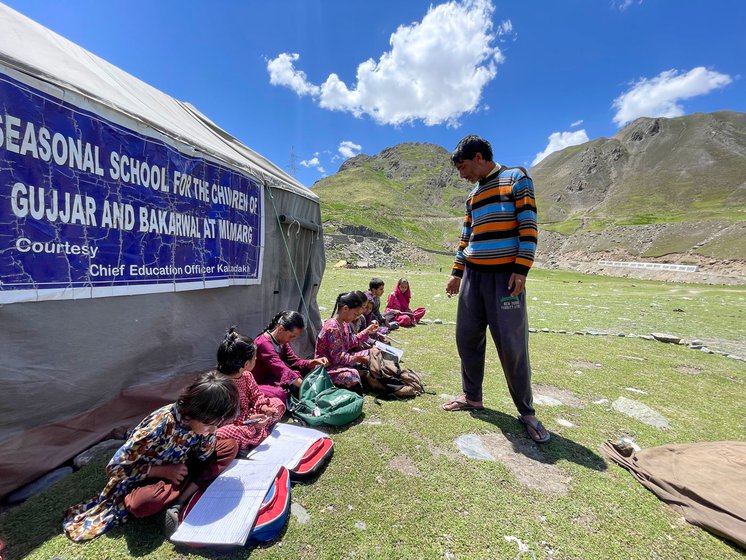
[62,372,240,542]
[369,277,398,330]
[253,311,329,405]
[215,328,285,453]
[315,290,379,388]
[385,278,426,327]
[352,292,391,346]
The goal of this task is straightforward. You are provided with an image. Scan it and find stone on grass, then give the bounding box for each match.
[73,439,125,468]
[651,333,681,344]
[534,395,563,407]
[291,503,311,525]
[8,466,73,504]
[504,535,529,553]
[612,397,670,429]
[556,418,576,428]
[455,434,494,461]
[354,521,366,530]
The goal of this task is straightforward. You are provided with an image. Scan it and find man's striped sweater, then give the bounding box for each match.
[451,165,538,278]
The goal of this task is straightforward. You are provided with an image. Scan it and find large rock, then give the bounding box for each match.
[651,333,682,344]
[73,439,125,468]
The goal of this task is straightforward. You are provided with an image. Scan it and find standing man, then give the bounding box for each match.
[443,135,549,444]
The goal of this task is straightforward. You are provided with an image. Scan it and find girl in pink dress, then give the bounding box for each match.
[385,278,426,327]
[315,291,379,388]
[253,311,329,405]
[215,328,285,452]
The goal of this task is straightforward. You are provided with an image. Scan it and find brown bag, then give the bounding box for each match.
[364,347,426,398]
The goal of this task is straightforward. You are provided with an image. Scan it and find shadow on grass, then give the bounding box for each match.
[470,408,607,472]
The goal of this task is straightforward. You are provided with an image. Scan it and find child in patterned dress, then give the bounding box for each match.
[315,291,380,388]
[215,327,285,453]
[62,372,240,541]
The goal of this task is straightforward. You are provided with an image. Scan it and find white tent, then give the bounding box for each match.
[0,3,325,498]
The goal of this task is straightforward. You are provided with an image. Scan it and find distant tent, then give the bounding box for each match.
[0,4,324,498]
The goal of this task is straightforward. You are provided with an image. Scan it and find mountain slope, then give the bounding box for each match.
[532,111,746,226]
[313,113,746,268]
[313,142,469,255]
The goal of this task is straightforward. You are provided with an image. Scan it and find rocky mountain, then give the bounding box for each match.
[313,113,746,276]
[312,142,469,267]
[532,111,746,225]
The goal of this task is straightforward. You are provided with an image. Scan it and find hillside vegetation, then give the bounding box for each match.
[313,142,466,254]
[313,112,746,269]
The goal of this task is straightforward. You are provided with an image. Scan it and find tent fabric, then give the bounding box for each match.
[601,440,746,548]
[0,4,325,498]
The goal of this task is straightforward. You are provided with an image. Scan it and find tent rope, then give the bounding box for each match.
[264,183,318,340]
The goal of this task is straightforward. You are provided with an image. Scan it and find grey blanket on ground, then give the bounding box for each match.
[601,440,746,548]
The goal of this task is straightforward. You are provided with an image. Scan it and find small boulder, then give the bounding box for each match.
[73,439,125,468]
[651,333,681,344]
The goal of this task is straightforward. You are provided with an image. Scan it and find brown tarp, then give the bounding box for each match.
[601,440,746,548]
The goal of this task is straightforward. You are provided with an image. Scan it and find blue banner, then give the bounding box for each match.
[0,70,263,303]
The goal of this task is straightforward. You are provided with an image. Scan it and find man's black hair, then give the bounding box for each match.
[452,135,493,164]
[369,277,385,290]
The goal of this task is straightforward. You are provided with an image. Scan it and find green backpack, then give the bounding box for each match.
[289,366,364,427]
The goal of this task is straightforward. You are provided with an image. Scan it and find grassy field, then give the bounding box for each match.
[2,267,745,559]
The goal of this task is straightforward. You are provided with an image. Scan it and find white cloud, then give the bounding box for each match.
[300,157,320,168]
[338,141,362,159]
[612,0,642,10]
[266,53,320,96]
[570,119,584,127]
[266,0,504,127]
[299,156,325,174]
[612,67,732,127]
[496,19,516,42]
[532,130,589,166]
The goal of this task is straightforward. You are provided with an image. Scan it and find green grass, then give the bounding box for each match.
[2,267,745,559]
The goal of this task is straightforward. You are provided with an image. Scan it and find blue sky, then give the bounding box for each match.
[5,0,745,187]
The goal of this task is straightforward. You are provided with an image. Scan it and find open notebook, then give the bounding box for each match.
[375,340,404,363]
[170,423,328,546]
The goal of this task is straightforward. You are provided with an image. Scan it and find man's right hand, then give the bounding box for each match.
[149,463,188,484]
[446,276,461,297]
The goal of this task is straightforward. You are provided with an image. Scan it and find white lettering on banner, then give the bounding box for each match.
[0,75,264,303]
[138,207,201,238]
[100,200,136,231]
[89,264,126,277]
[211,184,249,211]
[0,113,105,175]
[16,237,99,258]
[109,152,169,192]
[217,219,253,243]
[128,264,184,276]
[11,182,97,226]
